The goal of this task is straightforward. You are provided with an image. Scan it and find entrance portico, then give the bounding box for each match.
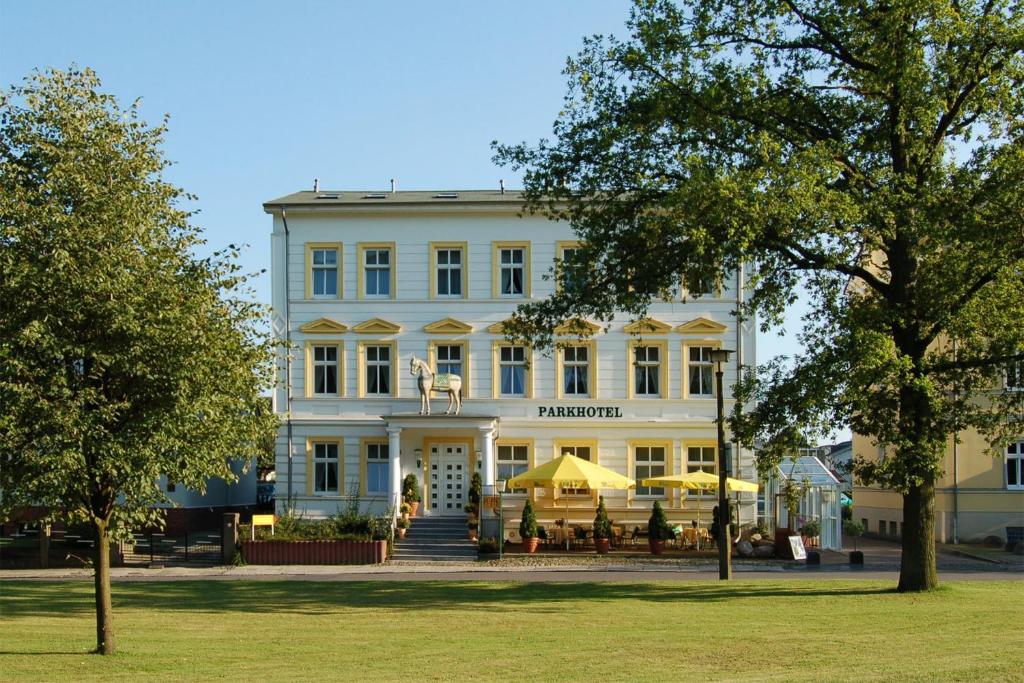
[382,414,499,516]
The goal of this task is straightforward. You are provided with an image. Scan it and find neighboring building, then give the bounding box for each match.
[264,188,757,530]
[853,399,1024,545]
[155,457,258,533]
[761,454,844,551]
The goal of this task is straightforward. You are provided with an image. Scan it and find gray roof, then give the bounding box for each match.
[263,189,529,211]
[777,455,841,486]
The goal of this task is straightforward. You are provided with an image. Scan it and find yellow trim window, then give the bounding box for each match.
[686,444,717,498]
[556,240,582,294]
[1007,439,1024,490]
[305,242,342,299]
[496,345,530,397]
[631,342,667,398]
[634,444,669,497]
[430,242,468,299]
[362,439,390,497]
[557,443,596,496]
[492,241,530,298]
[357,242,396,299]
[307,439,342,495]
[359,342,397,397]
[496,440,532,494]
[559,344,594,398]
[687,345,715,397]
[429,341,469,398]
[306,342,342,397]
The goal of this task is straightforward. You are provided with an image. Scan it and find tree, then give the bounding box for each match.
[0,67,277,652]
[495,0,1024,591]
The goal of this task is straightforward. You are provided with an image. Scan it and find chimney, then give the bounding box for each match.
[313,178,319,193]
[499,179,505,195]
[390,178,396,194]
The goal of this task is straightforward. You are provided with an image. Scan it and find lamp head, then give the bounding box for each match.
[709,348,734,365]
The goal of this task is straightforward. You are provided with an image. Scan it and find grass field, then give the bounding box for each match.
[1,579,1022,682]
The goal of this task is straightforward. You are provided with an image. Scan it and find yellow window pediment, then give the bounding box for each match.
[298,318,348,334]
[554,318,601,337]
[675,317,728,334]
[423,317,474,334]
[486,319,512,334]
[353,318,402,334]
[623,317,672,334]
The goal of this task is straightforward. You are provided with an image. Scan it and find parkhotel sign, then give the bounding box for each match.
[538,406,624,419]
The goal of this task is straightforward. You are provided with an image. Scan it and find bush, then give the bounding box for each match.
[800,519,821,537]
[469,472,483,506]
[478,537,500,554]
[843,519,864,537]
[396,517,410,529]
[647,501,673,541]
[464,502,478,517]
[519,499,538,539]
[593,496,612,539]
[246,512,392,542]
[402,474,421,504]
[467,520,478,531]
[841,505,853,521]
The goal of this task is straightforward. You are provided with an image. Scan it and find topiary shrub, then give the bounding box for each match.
[593,496,612,539]
[648,501,673,541]
[469,472,483,506]
[800,519,821,538]
[402,474,421,504]
[519,499,538,539]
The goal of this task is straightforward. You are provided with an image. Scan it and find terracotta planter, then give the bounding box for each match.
[397,527,407,539]
[241,539,387,565]
[649,539,665,556]
[468,530,478,541]
[409,502,419,517]
[594,538,611,554]
[522,537,539,554]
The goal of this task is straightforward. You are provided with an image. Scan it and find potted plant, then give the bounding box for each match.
[647,501,671,555]
[467,519,479,541]
[844,520,865,565]
[395,516,410,539]
[463,501,478,520]
[800,519,821,548]
[519,499,539,553]
[469,471,483,509]
[399,501,411,520]
[592,496,613,554]
[402,474,421,516]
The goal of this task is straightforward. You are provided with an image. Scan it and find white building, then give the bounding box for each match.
[265,189,757,530]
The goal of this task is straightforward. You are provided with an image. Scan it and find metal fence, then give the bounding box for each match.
[120,530,222,566]
[0,524,222,567]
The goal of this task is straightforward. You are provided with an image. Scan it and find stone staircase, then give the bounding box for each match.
[391,516,478,563]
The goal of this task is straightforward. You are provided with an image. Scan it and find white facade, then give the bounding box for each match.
[265,190,757,529]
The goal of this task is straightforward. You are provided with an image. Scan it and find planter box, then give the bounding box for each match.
[241,539,387,565]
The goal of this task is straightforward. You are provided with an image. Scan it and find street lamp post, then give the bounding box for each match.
[710,348,734,581]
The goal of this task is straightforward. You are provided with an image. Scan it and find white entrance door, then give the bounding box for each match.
[429,443,468,516]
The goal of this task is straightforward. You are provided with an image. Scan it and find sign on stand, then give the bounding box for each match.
[788,535,807,560]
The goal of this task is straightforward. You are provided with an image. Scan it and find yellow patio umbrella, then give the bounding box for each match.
[641,470,759,549]
[507,453,635,549]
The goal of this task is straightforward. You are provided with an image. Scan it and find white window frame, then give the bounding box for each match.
[436,344,463,377]
[311,248,339,298]
[1007,357,1024,391]
[687,445,717,498]
[687,345,715,398]
[311,344,340,396]
[1007,439,1024,490]
[435,248,463,298]
[559,445,593,496]
[562,345,590,397]
[498,247,525,296]
[499,346,527,397]
[497,444,530,495]
[634,345,661,397]
[634,445,667,497]
[366,442,390,495]
[313,442,340,495]
[365,345,392,396]
[363,247,391,298]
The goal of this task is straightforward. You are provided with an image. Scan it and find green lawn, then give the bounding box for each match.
[1,579,1022,682]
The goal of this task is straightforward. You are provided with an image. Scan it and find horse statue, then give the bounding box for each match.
[410,356,462,416]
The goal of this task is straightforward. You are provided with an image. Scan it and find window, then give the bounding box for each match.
[557,241,583,294]
[889,521,897,537]
[364,442,389,495]
[1007,356,1024,391]
[312,442,340,494]
[497,443,530,494]
[436,344,463,376]
[430,243,468,298]
[634,446,667,497]
[1007,440,1024,490]
[687,346,715,397]
[562,345,590,397]
[499,345,527,397]
[633,345,661,397]
[364,344,392,396]
[687,445,716,497]
[559,444,593,495]
[878,520,886,536]
[311,345,339,396]
[492,243,529,297]
[305,243,342,298]
[358,243,394,298]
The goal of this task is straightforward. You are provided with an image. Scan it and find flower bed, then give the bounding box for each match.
[241,539,387,565]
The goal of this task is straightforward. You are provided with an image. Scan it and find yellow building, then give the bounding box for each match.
[853,427,1024,545]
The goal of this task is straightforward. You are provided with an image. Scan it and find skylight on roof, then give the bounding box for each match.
[315,193,339,199]
[362,193,387,199]
[433,192,458,199]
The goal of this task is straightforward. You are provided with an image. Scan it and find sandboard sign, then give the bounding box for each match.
[251,514,275,541]
[789,535,807,560]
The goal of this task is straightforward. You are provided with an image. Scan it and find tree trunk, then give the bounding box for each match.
[92,519,115,654]
[898,479,939,592]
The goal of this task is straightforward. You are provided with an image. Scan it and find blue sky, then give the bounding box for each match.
[1,1,835,439]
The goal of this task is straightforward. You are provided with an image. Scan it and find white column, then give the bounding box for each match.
[480,427,495,488]
[387,427,402,511]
